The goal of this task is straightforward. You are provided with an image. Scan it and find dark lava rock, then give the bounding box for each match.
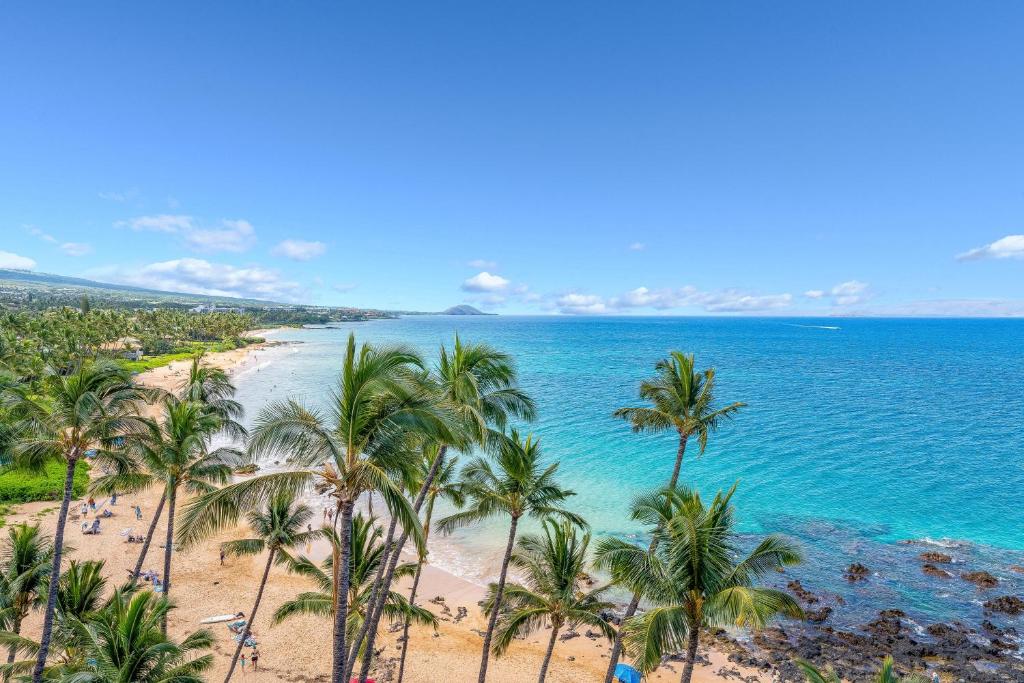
[927,623,969,647]
[865,610,906,639]
[805,606,832,623]
[787,579,819,603]
[844,563,870,582]
[983,595,1024,615]
[962,571,999,588]
[922,563,953,579]
[919,551,953,563]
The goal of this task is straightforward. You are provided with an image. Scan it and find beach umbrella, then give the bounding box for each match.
[614,663,642,683]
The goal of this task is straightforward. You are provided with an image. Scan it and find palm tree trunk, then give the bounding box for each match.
[679,625,699,683]
[224,547,275,683]
[346,511,399,679]
[667,433,689,489]
[604,433,689,683]
[160,485,177,635]
[31,452,78,683]
[395,497,435,683]
[354,445,447,682]
[537,623,560,683]
[331,500,355,683]
[131,493,166,583]
[478,515,519,683]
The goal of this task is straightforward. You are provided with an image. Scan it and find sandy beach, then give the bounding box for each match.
[7,341,762,683]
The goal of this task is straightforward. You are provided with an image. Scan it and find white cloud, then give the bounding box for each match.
[0,251,36,270]
[468,259,498,269]
[556,293,609,315]
[184,219,256,253]
[553,285,793,315]
[829,280,869,306]
[117,215,256,253]
[628,242,646,251]
[60,242,93,257]
[273,239,327,261]
[957,235,1024,261]
[28,227,57,243]
[462,271,510,292]
[804,290,825,299]
[120,214,195,233]
[95,258,302,302]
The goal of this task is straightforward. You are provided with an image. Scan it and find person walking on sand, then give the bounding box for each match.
[135,505,142,520]
[220,548,225,565]
[240,653,247,672]
[251,648,259,670]
[88,496,95,511]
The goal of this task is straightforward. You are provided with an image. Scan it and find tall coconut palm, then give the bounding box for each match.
[135,398,240,631]
[176,355,246,434]
[484,519,615,683]
[93,357,246,587]
[604,351,745,683]
[220,493,319,683]
[176,333,449,683]
[353,335,535,682]
[0,524,53,670]
[60,590,213,683]
[273,514,436,644]
[9,361,152,682]
[437,430,582,683]
[395,447,465,683]
[594,485,802,683]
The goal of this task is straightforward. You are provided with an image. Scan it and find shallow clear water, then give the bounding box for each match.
[232,316,1024,633]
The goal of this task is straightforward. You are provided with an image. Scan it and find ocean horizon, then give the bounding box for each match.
[232,315,1024,637]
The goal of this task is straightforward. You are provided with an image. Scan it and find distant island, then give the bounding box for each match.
[442,304,492,315]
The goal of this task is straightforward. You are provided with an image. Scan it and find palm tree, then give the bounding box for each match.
[176,333,448,683]
[135,398,240,632]
[604,351,745,683]
[484,519,615,683]
[9,361,152,682]
[594,485,802,683]
[395,447,465,683]
[0,524,53,670]
[93,357,245,586]
[437,430,582,683]
[220,493,319,682]
[797,656,928,683]
[614,351,745,493]
[353,335,535,682]
[176,355,246,435]
[59,590,214,683]
[273,514,436,646]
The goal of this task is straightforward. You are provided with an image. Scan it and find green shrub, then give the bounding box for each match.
[0,459,90,503]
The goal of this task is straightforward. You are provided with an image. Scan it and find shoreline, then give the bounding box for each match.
[7,339,757,682]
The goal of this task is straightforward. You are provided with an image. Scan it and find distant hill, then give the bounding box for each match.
[442,305,492,315]
[0,268,397,322]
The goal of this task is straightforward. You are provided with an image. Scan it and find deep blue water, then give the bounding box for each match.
[232,316,1024,634]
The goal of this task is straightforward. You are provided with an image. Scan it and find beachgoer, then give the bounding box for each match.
[91,519,100,534]
[250,649,259,670]
[88,497,95,511]
[81,502,88,516]
[240,653,247,671]
[111,492,117,505]
[220,548,225,565]
[134,505,142,520]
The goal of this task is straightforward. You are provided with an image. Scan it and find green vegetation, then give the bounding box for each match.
[0,305,920,683]
[118,338,264,373]
[0,460,89,504]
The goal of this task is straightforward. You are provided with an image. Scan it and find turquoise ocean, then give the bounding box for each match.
[230,316,1024,636]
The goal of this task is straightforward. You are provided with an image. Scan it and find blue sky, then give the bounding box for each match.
[1,2,1023,315]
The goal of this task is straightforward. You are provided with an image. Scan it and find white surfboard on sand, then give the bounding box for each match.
[200,614,239,624]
